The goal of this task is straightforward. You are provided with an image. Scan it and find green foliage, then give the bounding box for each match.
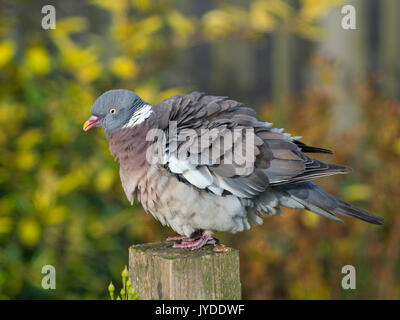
[0,0,398,299]
[108,266,139,300]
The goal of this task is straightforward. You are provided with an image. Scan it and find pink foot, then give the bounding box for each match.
[166,230,203,243]
[172,234,217,250]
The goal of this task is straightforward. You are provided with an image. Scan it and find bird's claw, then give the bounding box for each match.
[172,234,218,250]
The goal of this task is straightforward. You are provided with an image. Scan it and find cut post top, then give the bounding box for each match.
[129,242,241,300]
[129,241,237,259]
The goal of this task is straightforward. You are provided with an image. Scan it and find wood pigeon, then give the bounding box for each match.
[83,90,383,250]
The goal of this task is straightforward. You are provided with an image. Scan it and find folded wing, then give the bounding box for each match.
[152,92,351,199]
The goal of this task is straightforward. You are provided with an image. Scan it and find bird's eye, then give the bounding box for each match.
[110,108,117,114]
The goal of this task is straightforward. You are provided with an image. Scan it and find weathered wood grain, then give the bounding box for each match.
[129,242,241,300]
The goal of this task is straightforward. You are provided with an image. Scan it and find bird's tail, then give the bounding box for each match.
[276,181,384,225]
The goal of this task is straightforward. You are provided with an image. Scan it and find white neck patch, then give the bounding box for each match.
[122,104,153,128]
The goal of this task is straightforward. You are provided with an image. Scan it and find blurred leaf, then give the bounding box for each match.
[18,218,41,247]
[95,168,116,192]
[0,39,14,67]
[301,210,320,228]
[25,46,50,75]
[0,217,12,234]
[0,0,397,301]
[342,184,373,202]
[110,56,138,79]
[394,137,400,155]
[52,17,88,37]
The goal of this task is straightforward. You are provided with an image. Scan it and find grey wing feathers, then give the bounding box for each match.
[293,140,333,154]
[280,181,384,225]
[155,92,353,198]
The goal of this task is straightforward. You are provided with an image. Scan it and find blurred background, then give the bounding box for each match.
[0,0,399,299]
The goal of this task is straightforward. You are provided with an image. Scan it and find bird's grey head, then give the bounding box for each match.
[83,89,152,135]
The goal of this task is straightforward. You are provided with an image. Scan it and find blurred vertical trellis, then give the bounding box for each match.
[0,0,399,299]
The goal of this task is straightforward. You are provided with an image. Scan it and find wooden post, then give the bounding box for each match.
[128,242,241,300]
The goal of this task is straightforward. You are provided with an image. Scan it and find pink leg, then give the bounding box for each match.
[172,233,217,250]
[165,235,190,241]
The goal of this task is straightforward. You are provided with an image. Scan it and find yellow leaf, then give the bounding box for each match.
[265,0,294,20]
[110,56,138,79]
[135,84,158,102]
[90,0,128,13]
[53,17,88,37]
[300,0,343,21]
[250,1,276,32]
[62,47,102,82]
[95,169,116,192]
[202,10,233,39]
[0,197,14,215]
[16,150,38,170]
[57,168,87,195]
[0,40,15,67]
[0,101,26,126]
[88,220,105,238]
[342,184,372,202]
[17,129,42,150]
[26,46,50,75]
[46,206,68,224]
[79,63,102,82]
[394,137,400,155]
[33,191,52,212]
[167,11,195,38]
[131,0,152,11]
[301,210,320,228]
[139,15,163,35]
[18,218,41,246]
[0,217,12,234]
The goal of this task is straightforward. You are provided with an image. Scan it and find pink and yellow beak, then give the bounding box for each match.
[83,115,101,131]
